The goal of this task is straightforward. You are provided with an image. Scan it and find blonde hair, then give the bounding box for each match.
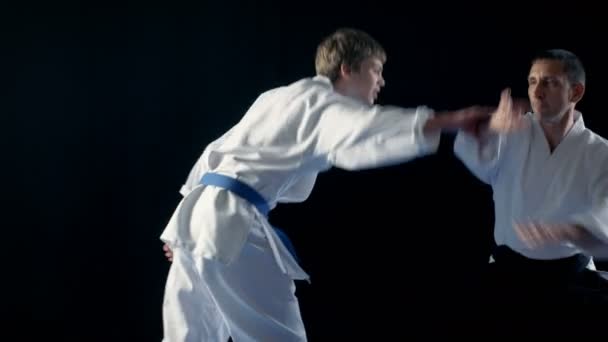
[315,28,386,82]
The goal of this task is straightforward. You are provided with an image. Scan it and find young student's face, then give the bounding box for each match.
[343,57,385,105]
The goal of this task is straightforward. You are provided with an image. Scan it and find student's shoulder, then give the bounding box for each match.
[255,76,334,102]
[285,75,333,93]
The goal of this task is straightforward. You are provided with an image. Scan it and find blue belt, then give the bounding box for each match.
[200,172,299,262]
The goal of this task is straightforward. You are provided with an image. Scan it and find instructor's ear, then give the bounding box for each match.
[570,82,585,103]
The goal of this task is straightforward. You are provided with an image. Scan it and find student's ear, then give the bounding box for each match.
[339,63,352,80]
[570,82,585,103]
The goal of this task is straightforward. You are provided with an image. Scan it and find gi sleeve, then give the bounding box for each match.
[570,167,608,258]
[453,128,505,185]
[313,93,440,171]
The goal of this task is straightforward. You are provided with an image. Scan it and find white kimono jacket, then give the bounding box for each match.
[160,75,441,278]
[454,111,608,263]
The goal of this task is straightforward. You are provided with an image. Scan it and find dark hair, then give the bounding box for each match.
[532,49,586,85]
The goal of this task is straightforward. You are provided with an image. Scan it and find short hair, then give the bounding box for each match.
[532,49,586,85]
[315,28,386,82]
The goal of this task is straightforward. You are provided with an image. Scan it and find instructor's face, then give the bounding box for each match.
[347,57,385,105]
[527,59,575,121]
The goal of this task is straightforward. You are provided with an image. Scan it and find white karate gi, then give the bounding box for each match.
[454,111,608,264]
[160,75,441,341]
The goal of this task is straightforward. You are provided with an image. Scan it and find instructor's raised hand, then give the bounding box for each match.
[488,88,529,133]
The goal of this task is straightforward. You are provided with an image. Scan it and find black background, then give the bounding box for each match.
[4,1,606,340]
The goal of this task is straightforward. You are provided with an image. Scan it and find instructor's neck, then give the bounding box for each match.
[538,107,575,152]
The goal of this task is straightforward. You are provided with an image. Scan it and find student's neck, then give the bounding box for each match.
[333,80,356,100]
[538,107,575,152]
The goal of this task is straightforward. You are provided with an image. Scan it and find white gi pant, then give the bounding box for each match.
[162,224,308,342]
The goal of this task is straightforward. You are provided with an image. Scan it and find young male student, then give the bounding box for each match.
[160,28,499,341]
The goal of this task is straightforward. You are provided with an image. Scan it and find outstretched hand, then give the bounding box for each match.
[515,221,605,252]
[163,243,173,262]
[487,88,529,134]
[447,88,529,138]
[515,222,583,249]
[422,87,528,135]
[423,105,493,135]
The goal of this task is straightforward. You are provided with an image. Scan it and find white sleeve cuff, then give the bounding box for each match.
[414,106,440,155]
